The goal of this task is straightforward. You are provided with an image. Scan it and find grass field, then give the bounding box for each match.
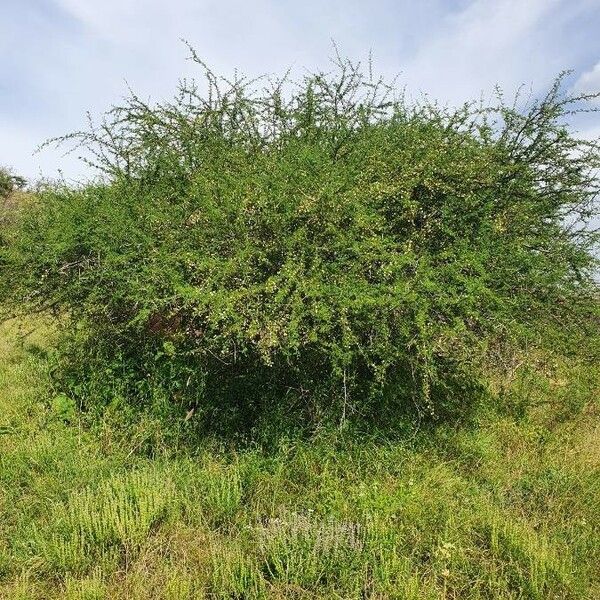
[0,318,598,599]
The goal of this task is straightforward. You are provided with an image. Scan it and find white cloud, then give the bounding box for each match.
[396,0,562,104]
[576,122,600,142]
[572,60,600,100]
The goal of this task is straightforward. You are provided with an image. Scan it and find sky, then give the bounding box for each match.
[1,0,600,183]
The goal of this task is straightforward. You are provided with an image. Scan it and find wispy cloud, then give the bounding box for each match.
[398,0,561,102]
[572,60,600,99]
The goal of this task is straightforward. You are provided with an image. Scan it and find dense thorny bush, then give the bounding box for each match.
[1,51,598,429]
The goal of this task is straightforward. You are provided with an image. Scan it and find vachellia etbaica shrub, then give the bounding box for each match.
[1,50,598,427]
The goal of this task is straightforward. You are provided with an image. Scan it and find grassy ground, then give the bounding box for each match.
[0,318,598,599]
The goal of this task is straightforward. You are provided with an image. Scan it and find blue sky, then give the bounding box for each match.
[1,0,600,182]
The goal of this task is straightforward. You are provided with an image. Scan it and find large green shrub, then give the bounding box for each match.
[1,54,598,426]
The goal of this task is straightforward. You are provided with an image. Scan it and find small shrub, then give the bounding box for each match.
[198,462,244,527]
[29,467,176,574]
[209,542,265,599]
[258,512,366,590]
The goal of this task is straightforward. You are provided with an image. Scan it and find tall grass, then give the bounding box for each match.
[0,319,598,598]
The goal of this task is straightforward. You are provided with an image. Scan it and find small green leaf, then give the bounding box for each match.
[51,394,77,422]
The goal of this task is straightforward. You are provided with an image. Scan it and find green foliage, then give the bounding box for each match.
[0,53,598,423]
[51,393,77,422]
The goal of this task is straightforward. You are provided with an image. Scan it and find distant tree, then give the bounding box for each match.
[0,167,26,199]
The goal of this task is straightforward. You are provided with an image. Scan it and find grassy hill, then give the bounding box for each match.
[0,317,598,599]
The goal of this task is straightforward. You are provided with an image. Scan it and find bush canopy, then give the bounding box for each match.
[1,52,598,427]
